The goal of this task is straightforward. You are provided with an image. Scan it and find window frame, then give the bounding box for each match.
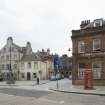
[93,39,101,51]
[21,62,24,69]
[92,61,102,79]
[27,62,31,69]
[78,63,86,79]
[78,41,85,53]
[34,62,38,69]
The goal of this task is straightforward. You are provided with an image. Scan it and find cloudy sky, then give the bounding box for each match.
[0,0,105,56]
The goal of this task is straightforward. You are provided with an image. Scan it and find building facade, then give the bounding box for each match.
[61,54,72,78]
[0,37,53,80]
[71,18,105,85]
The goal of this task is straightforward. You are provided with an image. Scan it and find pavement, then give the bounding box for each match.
[0,80,50,86]
[0,79,105,96]
[50,78,105,96]
[0,79,105,105]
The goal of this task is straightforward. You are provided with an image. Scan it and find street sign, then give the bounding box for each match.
[54,54,61,73]
[54,54,62,89]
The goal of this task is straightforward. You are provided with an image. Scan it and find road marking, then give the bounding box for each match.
[59,100,64,104]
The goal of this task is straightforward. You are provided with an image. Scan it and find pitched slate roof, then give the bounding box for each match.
[35,51,54,61]
[21,53,41,61]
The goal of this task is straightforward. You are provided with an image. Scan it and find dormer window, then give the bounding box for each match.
[93,20,103,27]
[93,39,101,51]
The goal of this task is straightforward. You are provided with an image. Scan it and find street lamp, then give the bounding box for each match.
[6,45,15,84]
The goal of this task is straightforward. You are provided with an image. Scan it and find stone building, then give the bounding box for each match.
[71,18,105,85]
[36,49,54,79]
[0,37,53,80]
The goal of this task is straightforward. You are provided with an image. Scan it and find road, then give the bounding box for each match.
[0,88,52,98]
[0,88,105,105]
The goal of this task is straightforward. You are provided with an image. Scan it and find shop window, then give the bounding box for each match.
[78,63,85,79]
[92,61,101,79]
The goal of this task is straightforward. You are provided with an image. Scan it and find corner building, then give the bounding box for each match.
[0,37,53,80]
[71,18,105,85]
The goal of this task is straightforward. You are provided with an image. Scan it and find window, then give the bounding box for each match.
[92,61,101,79]
[14,54,17,59]
[21,63,24,69]
[34,62,38,69]
[33,73,37,78]
[94,21,102,27]
[78,63,85,79]
[6,64,10,70]
[21,73,25,78]
[14,64,17,69]
[0,65,2,69]
[93,39,101,51]
[11,47,14,51]
[1,56,4,61]
[1,64,4,70]
[6,55,9,61]
[27,62,31,69]
[78,41,85,53]
[3,48,6,53]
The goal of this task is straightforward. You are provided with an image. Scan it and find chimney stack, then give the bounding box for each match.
[80,20,90,28]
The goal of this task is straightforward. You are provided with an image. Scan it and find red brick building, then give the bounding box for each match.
[71,18,105,85]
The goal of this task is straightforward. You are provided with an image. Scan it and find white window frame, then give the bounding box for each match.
[78,63,85,79]
[34,62,38,69]
[93,39,101,51]
[78,41,85,53]
[92,61,101,79]
[27,62,31,69]
[21,62,24,70]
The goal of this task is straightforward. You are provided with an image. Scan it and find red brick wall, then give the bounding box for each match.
[71,28,105,85]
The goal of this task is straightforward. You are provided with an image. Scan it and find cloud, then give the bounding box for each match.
[0,0,105,56]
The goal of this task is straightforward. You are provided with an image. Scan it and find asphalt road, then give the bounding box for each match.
[0,88,52,98]
[44,92,105,105]
[0,88,105,105]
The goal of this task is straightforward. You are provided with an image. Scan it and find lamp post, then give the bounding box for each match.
[18,52,20,80]
[6,45,15,84]
[68,48,71,78]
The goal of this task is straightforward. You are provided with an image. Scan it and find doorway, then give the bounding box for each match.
[27,72,31,80]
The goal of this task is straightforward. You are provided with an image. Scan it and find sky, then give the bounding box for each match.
[0,0,105,56]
